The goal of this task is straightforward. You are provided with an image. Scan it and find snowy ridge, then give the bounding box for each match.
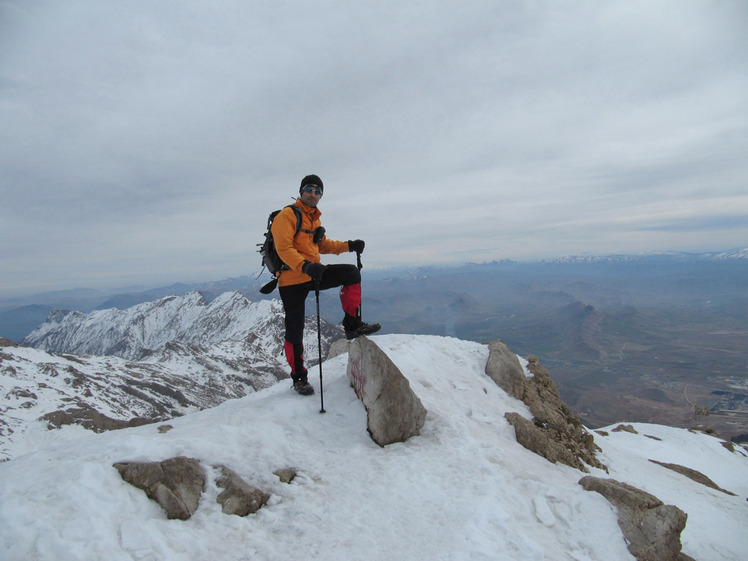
[0,334,745,561]
[0,340,278,462]
[2,293,343,461]
[24,291,285,360]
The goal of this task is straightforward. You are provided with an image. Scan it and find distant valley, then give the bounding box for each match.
[356,254,748,441]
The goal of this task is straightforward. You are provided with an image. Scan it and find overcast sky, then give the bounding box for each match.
[1,0,747,298]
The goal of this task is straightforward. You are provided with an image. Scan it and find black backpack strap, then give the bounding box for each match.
[287,205,314,236]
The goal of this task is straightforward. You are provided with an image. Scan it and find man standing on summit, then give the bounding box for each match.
[272,174,380,395]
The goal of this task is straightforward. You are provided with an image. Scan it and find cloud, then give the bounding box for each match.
[1,0,747,296]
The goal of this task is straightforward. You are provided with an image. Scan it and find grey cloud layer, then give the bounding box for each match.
[1,0,746,296]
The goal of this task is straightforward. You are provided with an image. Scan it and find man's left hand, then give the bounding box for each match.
[348,239,365,254]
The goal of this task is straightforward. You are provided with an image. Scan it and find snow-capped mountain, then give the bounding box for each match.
[711,248,748,260]
[24,291,293,360]
[0,335,745,561]
[2,292,344,461]
[546,248,748,264]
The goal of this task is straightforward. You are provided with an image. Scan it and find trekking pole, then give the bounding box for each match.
[356,251,363,317]
[315,283,326,413]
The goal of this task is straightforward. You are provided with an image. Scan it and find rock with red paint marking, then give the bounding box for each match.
[346,336,427,447]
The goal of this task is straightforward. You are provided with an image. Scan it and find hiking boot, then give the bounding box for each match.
[292,370,315,396]
[343,314,381,340]
[293,379,315,395]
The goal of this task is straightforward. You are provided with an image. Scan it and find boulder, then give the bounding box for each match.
[114,456,205,520]
[214,465,270,516]
[346,336,427,447]
[484,339,526,399]
[274,467,298,484]
[579,476,690,561]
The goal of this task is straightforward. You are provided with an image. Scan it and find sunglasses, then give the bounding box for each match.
[302,186,323,196]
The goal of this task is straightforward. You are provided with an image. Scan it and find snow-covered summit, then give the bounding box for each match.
[1,334,746,561]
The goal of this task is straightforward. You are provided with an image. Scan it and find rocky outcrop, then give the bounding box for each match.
[485,339,526,399]
[579,476,692,561]
[346,336,427,447]
[215,465,270,516]
[114,457,275,520]
[612,424,639,434]
[495,350,605,472]
[649,460,736,495]
[114,457,206,520]
[43,402,159,433]
[505,412,591,471]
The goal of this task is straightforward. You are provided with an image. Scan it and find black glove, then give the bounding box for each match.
[301,261,326,283]
[348,239,365,254]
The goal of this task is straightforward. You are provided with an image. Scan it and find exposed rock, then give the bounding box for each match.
[114,457,205,520]
[327,338,350,360]
[274,467,297,484]
[500,354,606,472]
[522,357,573,431]
[214,465,270,516]
[690,426,718,437]
[649,460,736,495]
[158,424,174,433]
[484,339,525,399]
[346,336,427,447]
[613,424,639,434]
[505,412,586,470]
[43,403,159,433]
[579,476,689,561]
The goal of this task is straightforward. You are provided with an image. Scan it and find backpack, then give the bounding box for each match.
[258,205,304,278]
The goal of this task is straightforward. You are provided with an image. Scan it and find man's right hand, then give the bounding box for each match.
[302,261,326,283]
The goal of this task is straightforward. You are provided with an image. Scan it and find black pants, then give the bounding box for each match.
[279,264,360,374]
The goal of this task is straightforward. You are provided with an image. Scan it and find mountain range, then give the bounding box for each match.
[2,249,747,441]
[1,291,342,461]
[2,249,746,343]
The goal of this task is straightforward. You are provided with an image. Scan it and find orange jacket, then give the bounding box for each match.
[271,198,351,287]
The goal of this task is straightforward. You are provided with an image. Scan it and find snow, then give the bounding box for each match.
[1,334,747,561]
[23,292,296,360]
[1,296,341,461]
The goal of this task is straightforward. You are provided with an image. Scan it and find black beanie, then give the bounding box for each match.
[300,174,324,195]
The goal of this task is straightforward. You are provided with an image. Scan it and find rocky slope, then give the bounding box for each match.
[1,292,343,461]
[24,291,291,360]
